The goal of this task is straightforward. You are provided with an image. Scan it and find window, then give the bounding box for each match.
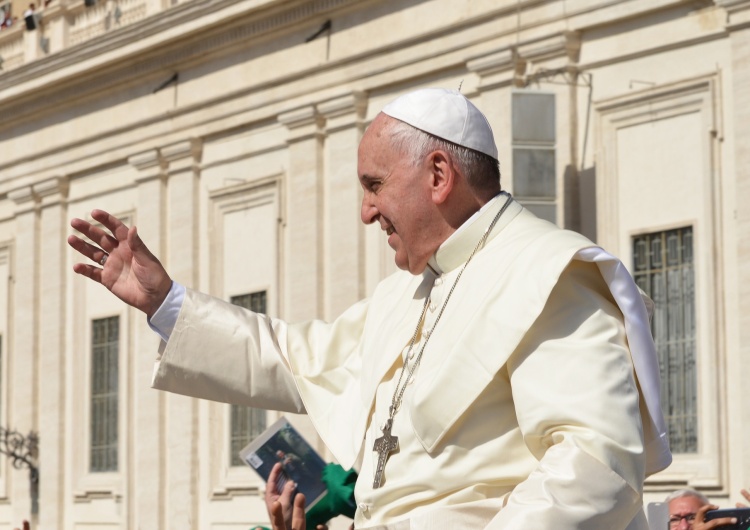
[90,316,119,472]
[229,292,268,466]
[633,227,696,453]
[512,91,556,223]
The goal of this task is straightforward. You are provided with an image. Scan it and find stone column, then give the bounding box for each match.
[6,184,39,525]
[163,138,202,530]
[717,0,750,481]
[128,149,167,530]
[318,92,367,319]
[35,177,68,530]
[278,106,325,321]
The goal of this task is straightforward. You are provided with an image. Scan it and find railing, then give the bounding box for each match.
[0,0,152,73]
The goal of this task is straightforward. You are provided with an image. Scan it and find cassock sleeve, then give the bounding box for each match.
[487,260,647,529]
[151,288,368,416]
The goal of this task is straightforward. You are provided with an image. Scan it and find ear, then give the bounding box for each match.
[426,150,455,205]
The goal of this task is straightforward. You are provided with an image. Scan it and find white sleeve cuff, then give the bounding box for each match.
[147,281,185,342]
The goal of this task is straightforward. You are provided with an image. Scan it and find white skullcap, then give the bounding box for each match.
[381,88,498,160]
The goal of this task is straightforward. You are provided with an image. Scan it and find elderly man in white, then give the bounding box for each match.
[69,88,671,529]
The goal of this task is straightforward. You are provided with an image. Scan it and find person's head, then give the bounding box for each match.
[666,489,710,530]
[357,88,501,273]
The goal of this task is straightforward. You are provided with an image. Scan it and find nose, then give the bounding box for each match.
[361,193,378,225]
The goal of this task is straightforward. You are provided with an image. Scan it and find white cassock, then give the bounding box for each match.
[152,195,671,529]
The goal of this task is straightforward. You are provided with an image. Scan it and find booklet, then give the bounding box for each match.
[239,416,328,511]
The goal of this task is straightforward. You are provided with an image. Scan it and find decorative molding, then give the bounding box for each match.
[33,176,69,200]
[278,105,325,143]
[516,32,576,64]
[0,0,362,125]
[467,32,581,91]
[129,149,167,184]
[595,74,726,489]
[317,92,366,119]
[128,149,163,170]
[716,0,750,12]
[717,0,750,29]
[466,49,517,90]
[7,186,35,205]
[318,91,367,134]
[161,138,202,164]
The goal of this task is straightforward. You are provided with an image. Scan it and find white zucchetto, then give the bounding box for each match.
[381,88,498,160]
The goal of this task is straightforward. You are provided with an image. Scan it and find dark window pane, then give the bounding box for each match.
[228,292,268,466]
[512,92,556,143]
[632,227,696,453]
[513,148,556,198]
[90,316,119,472]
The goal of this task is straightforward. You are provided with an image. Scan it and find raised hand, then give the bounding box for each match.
[270,490,307,530]
[265,463,328,530]
[737,488,750,508]
[266,462,296,530]
[693,503,738,530]
[68,209,172,317]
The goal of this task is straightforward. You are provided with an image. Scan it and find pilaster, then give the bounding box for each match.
[318,92,367,319]
[35,176,68,530]
[128,148,167,530]
[279,106,325,321]
[718,0,750,476]
[6,184,38,525]
[163,138,202,530]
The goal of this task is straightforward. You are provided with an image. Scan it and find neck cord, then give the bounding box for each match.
[386,193,514,420]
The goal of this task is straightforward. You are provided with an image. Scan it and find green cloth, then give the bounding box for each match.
[250,464,357,530]
[305,463,357,527]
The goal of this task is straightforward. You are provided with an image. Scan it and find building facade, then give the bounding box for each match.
[0,0,749,528]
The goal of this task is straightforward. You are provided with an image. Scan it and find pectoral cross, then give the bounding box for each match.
[372,418,399,488]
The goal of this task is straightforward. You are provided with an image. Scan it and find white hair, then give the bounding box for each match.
[383,118,501,195]
[664,488,709,505]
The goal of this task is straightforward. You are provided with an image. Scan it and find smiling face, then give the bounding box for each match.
[358,115,443,274]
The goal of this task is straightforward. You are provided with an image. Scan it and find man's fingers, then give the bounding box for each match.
[292,493,306,530]
[270,500,286,530]
[70,217,118,252]
[72,263,103,283]
[68,235,110,266]
[91,209,130,241]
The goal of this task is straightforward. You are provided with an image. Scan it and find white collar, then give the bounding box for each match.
[426,192,520,276]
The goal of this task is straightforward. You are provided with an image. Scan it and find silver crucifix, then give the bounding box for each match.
[372,418,399,488]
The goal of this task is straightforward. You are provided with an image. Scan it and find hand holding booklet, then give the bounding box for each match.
[239,416,329,511]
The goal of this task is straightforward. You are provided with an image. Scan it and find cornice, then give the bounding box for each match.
[34,176,69,199]
[317,92,367,133]
[7,177,68,210]
[7,186,36,205]
[716,0,750,29]
[0,0,361,122]
[128,149,164,172]
[716,0,750,12]
[161,138,202,164]
[279,105,325,143]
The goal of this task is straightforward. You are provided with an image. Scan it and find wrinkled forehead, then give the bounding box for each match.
[358,114,399,157]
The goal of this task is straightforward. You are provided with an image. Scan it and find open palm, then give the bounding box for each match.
[68,209,172,317]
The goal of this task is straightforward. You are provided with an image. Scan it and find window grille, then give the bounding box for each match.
[512,91,557,224]
[90,316,119,472]
[229,292,268,466]
[633,227,696,452]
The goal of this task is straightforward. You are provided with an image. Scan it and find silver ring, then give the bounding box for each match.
[99,254,108,266]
